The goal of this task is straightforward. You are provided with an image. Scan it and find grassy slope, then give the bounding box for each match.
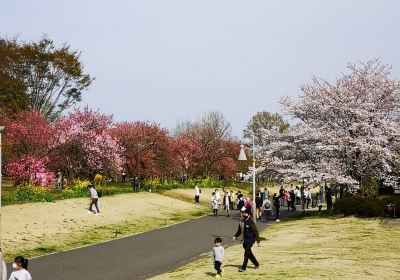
[151,215,400,280]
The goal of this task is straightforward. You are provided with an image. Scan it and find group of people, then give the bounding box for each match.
[209,184,336,277]
[276,184,331,214]
[210,188,236,217]
[205,187,285,222]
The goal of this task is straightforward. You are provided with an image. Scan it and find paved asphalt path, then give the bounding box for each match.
[6,209,297,280]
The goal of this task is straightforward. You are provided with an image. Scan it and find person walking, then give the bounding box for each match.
[273,193,280,222]
[279,186,285,206]
[8,256,32,280]
[289,189,296,211]
[255,190,263,221]
[56,169,63,189]
[211,192,219,216]
[194,185,201,206]
[326,187,333,212]
[236,191,244,210]
[214,189,221,206]
[262,198,272,220]
[295,186,301,205]
[87,184,100,214]
[305,188,312,209]
[212,237,224,278]
[244,197,253,214]
[223,191,231,217]
[232,208,260,272]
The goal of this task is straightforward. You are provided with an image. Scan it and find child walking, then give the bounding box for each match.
[211,192,219,216]
[212,237,224,278]
[9,256,32,280]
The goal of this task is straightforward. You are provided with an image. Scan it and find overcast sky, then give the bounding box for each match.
[2,0,400,137]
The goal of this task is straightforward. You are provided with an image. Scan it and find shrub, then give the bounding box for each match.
[334,196,386,217]
[10,185,54,202]
[360,176,378,197]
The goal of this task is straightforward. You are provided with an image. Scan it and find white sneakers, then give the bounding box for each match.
[275,219,280,222]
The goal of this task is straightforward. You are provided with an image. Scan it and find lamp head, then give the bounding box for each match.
[238,144,247,161]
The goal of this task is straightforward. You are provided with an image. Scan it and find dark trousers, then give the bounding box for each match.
[242,243,259,269]
[214,261,222,274]
[213,209,218,216]
[275,208,280,220]
[89,198,100,213]
[327,200,333,211]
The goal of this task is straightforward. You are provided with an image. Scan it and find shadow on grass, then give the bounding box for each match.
[222,264,241,269]
[279,209,340,223]
[33,246,57,254]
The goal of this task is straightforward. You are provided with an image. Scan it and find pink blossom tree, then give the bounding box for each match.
[52,107,123,179]
[2,110,55,186]
[174,112,240,179]
[171,135,202,179]
[262,60,400,185]
[111,121,178,180]
[6,156,55,186]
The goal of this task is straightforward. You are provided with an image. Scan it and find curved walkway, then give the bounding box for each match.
[7,209,298,280]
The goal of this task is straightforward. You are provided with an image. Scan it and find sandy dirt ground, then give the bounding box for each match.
[1,192,195,255]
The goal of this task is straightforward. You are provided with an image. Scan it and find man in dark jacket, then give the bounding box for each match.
[232,209,260,272]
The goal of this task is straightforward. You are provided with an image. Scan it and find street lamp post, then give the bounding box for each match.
[0,126,6,280]
[238,134,257,223]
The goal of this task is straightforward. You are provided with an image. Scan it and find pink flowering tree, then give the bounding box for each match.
[261,60,400,185]
[6,156,55,186]
[52,107,123,179]
[2,110,56,186]
[111,121,178,180]
[174,112,240,179]
[2,110,53,160]
[172,135,203,179]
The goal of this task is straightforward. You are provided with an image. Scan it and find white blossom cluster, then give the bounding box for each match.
[260,60,400,184]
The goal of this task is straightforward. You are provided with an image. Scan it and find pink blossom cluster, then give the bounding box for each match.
[6,156,55,186]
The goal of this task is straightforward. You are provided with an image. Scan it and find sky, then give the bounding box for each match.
[1,0,400,137]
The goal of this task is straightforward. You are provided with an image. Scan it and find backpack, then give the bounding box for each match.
[263,200,271,210]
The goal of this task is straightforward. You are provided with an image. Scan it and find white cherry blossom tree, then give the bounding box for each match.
[262,60,400,185]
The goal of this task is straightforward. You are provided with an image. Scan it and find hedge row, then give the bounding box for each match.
[334,196,400,217]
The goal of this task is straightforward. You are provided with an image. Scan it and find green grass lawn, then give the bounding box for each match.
[151,215,400,280]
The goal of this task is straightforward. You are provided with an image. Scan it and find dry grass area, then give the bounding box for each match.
[151,216,400,280]
[2,192,208,261]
